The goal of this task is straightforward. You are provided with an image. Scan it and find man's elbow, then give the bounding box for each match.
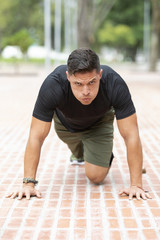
[29,131,47,146]
[122,133,141,147]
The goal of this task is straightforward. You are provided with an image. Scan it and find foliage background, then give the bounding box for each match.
[0,0,159,70]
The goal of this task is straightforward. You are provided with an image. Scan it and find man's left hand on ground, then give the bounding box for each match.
[119,185,152,200]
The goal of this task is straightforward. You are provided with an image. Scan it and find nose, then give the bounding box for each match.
[82,85,90,96]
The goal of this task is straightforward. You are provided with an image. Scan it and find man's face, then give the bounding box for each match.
[66,69,103,105]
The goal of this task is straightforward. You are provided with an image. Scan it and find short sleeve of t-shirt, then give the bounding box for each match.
[33,67,64,122]
[111,74,136,120]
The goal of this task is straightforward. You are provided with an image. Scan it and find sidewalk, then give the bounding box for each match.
[0,65,160,240]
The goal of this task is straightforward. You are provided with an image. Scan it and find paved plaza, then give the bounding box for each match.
[0,64,160,240]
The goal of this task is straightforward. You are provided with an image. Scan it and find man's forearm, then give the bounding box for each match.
[117,115,151,199]
[24,138,42,179]
[125,136,143,187]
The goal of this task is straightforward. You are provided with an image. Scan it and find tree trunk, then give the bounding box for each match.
[77,0,93,48]
[150,0,160,71]
[77,0,116,48]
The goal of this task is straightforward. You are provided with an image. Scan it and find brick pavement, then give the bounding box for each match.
[0,65,160,240]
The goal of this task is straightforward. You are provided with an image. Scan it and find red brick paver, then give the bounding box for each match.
[0,66,160,240]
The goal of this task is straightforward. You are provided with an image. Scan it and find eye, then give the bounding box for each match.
[89,80,95,85]
[75,82,81,86]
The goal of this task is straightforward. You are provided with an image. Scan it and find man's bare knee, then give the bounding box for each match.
[86,171,109,184]
[87,174,106,184]
[85,162,109,184]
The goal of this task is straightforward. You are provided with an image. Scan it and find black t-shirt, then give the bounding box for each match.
[33,65,136,132]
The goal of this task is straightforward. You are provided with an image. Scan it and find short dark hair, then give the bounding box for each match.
[67,48,100,75]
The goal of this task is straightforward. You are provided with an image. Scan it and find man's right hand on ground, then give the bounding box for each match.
[6,185,42,200]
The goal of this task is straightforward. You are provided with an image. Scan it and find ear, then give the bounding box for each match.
[100,69,103,78]
[66,71,70,81]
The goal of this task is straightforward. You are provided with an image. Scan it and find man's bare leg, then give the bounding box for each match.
[85,162,110,184]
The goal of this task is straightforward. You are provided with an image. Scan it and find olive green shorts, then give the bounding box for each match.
[53,109,114,167]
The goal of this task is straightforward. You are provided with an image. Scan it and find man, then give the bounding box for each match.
[6,48,151,200]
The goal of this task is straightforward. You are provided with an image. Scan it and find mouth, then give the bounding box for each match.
[80,98,93,105]
[82,98,91,102]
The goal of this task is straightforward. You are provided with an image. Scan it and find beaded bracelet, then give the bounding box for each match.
[23,178,38,185]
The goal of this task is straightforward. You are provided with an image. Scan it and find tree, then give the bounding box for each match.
[0,0,44,51]
[98,22,136,58]
[98,0,144,60]
[0,0,16,50]
[150,0,160,71]
[77,0,116,48]
[2,29,34,55]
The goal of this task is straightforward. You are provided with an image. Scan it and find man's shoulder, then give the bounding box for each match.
[100,64,124,84]
[52,64,67,76]
[45,65,67,84]
[100,65,118,85]
[100,64,118,75]
[41,65,68,92]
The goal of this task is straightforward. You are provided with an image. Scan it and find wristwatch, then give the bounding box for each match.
[23,177,38,185]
